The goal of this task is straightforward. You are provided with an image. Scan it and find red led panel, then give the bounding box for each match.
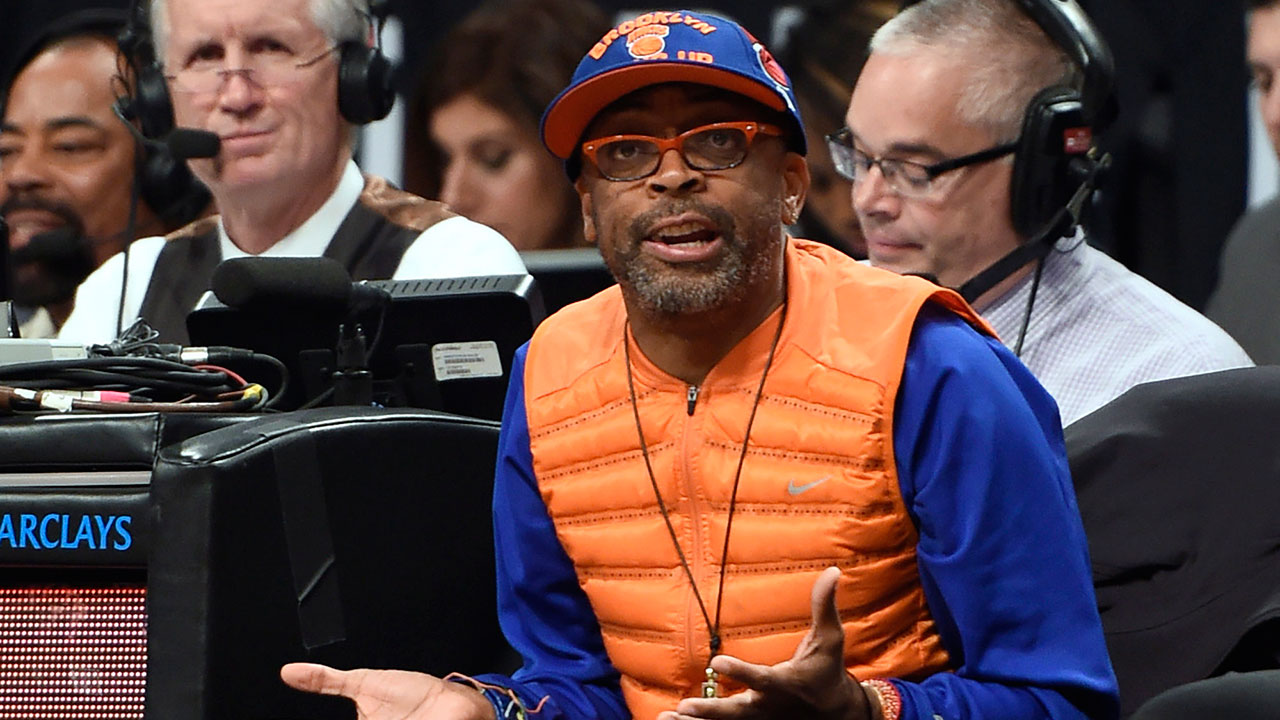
[0,586,146,719]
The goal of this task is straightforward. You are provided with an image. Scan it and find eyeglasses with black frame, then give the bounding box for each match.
[581,121,784,182]
[825,126,1018,198]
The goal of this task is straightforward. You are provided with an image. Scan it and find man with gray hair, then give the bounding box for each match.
[836,0,1251,425]
[58,0,525,345]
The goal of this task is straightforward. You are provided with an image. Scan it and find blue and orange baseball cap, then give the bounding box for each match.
[540,9,807,163]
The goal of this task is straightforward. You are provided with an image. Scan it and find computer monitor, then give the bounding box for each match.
[519,247,616,316]
[186,274,543,419]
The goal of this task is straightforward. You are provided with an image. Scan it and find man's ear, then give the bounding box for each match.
[575,176,597,245]
[781,153,810,226]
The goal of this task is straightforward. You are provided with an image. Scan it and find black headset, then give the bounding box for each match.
[901,0,1114,238]
[1003,0,1115,240]
[338,0,397,125]
[2,8,210,230]
[119,0,395,131]
[898,0,1116,302]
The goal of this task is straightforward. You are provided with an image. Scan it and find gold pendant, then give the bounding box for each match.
[701,667,718,698]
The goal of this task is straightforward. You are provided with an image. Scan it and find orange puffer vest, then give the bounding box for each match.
[523,239,993,720]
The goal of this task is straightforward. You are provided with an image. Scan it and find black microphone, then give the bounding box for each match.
[165,128,221,160]
[111,102,221,161]
[211,257,391,313]
[11,226,94,269]
[9,227,97,307]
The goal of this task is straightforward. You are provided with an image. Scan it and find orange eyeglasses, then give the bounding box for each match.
[580,121,784,181]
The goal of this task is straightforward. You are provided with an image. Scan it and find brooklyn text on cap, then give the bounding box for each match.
[540,9,807,160]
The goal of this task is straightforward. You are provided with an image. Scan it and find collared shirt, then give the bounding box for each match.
[980,235,1252,425]
[58,160,526,345]
[15,305,57,339]
[473,307,1119,720]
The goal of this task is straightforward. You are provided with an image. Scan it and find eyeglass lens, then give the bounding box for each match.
[170,47,333,93]
[826,135,933,194]
[596,127,751,181]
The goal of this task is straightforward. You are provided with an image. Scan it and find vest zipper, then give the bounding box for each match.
[682,384,704,683]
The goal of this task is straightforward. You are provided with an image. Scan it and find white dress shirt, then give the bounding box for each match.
[60,160,526,345]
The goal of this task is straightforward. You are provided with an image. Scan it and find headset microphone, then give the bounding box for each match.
[165,128,222,161]
[108,107,221,339]
[958,152,1110,305]
[112,102,222,162]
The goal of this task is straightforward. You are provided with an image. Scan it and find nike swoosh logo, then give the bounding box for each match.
[787,476,831,495]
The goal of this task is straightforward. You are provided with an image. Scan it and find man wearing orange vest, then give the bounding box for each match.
[281,10,1118,720]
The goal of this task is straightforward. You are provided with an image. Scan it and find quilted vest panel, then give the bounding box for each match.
[524,240,990,719]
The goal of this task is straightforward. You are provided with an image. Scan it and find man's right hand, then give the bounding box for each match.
[279,663,497,720]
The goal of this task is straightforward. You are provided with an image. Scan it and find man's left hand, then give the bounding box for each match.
[658,566,874,720]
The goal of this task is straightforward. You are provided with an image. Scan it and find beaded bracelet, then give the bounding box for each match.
[861,678,903,720]
[444,672,548,720]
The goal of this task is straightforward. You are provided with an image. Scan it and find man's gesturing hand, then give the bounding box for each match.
[279,663,497,720]
[658,566,876,720]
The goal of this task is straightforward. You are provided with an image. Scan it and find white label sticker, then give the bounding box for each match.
[431,341,503,381]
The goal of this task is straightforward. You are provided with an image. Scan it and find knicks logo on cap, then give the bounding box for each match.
[744,30,790,88]
[588,12,717,60]
[627,24,670,59]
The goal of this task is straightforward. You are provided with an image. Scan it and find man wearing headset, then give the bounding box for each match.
[841,0,1251,425]
[0,11,207,338]
[281,9,1117,720]
[57,0,525,345]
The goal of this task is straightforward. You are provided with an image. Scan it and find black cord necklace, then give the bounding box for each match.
[1013,257,1045,358]
[622,299,788,699]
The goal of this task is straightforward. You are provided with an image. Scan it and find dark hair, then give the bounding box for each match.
[776,1,898,258]
[403,0,608,203]
[779,0,900,125]
[2,9,128,112]
[1249,0,1280,10]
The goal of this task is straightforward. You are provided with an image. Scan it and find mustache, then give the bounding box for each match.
[1,194,84,234]
[628,200,738,244]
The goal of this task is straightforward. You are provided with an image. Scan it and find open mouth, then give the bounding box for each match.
[648,221,718,246]
[636,211,730,263]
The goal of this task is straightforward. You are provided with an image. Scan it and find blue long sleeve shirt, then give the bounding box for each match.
[475,307,1119,720]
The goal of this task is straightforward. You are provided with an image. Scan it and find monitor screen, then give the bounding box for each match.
[0,468,150,719]
[186,274,543,419]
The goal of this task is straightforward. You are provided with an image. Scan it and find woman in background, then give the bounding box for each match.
[405,0,608,251]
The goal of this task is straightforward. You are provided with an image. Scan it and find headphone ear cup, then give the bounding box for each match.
[117,3,176,141]
[337,41,395,125]
[1010,85,1088,238]
[131,62,176,139]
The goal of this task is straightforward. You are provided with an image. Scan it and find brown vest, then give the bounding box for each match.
[138,175,455,343]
